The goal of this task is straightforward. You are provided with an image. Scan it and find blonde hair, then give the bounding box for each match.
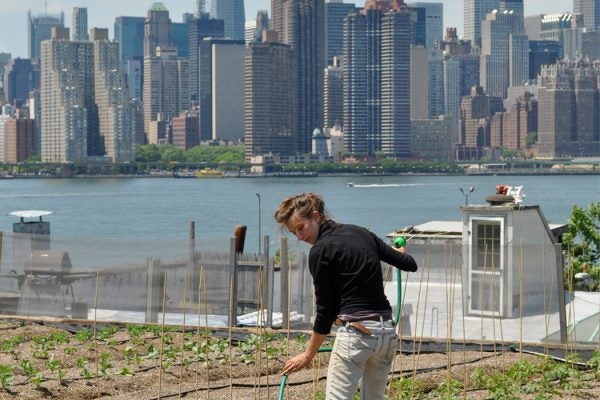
[274,192,328,225]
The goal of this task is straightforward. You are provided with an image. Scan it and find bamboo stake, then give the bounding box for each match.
[203,266,210,400]
[228,274,234,399]
[179,270,188,397]
[158,271,168,400]
[459,243,468,400]
[94,271,100,399]
[519,240,524,356]
[411,254,428,386]
[195,266,204,400]
[542,242,549,355]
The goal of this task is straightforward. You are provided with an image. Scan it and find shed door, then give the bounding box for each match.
[468,217,504,316]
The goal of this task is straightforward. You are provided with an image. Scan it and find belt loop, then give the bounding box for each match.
[379,315,384,328]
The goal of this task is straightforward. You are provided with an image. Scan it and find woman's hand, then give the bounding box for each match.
[282,352,312,375]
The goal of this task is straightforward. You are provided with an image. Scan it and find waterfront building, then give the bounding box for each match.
[4,117,35,163]
[28,10,64,61]
[407,2,443,49]
[92,29,136,162]
[326,124,345,161]
[40,27,95,162]
[325,0,356,65]
[244,36,295,159]
[210,0,245,41]
[537,61,600,158]
[343,1,412,158]
[188,16,224,106]
[272,0,325,155]
[143,47,189,138]
[144,2,171,58]
[212,41,245,142]
[410,115,453,160]
[480,10,528,99]
[574,0,600,30]
[72,7,89,41]
[464,0,498,48]
[324,57,344,129]
[147,113,169,144]
[489,91,536,153]
[0,114,10,162]
[3,58,38,107]
[458,86,504,158]
[171,111,199,149]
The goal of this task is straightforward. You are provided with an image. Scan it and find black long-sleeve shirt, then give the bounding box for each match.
[309,220,418,334]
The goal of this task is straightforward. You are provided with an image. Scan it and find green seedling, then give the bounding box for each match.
[75,328,92,342]
[0,365,13,390]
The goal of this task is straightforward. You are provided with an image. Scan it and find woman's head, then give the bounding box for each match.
[274,193,328,245]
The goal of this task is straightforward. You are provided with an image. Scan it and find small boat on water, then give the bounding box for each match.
[196,168,224,178]
[347,182,355,187]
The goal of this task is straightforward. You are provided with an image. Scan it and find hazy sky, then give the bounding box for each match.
[0,0,573,58]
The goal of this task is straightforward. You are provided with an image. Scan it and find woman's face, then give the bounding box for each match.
[286,210,321,245]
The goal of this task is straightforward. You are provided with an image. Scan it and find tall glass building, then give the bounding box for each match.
[28,10,64,61]
[210,0,245,40]
[325,0,356,66]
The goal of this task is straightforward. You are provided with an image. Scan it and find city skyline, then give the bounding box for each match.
[1,0,572,57]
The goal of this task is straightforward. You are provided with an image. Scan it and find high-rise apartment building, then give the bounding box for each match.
[407,2,443,48]
[143,47,189,137]
[28,10,65,61]
[480,10,528,99]
[72,7,89,41]
[464,0,498,47]
[92,28,136,162]
[529,41,560,80]
[144,2,172,57]
[324,57,344,129]
[574,0,600,29]
[325,0,356,65]
[537,61,600,158]
[40,27,95,162]
[344,1,412,157]
[3,58,38,106]
[244,38,295,158]
[411,115,453,160]
[272,0,325,155]
[210,0,246,41]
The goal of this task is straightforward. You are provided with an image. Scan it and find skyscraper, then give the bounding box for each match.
[188,16,225,106]
[28,10,64,61]
[480,10,528,99]
[244,36,295,158]
[92,28,136,162]
[143,47,189,137]
[144,2,172,58]
[3,58,38,106]
[40,27,94,162]
[325,0,356,65]
[324,57,344,129]
[344,1,412,157]
[273,0,325,155]
[407,2,443,48]
[574,0,600,30]
[72,7,89,41]
[210,0,246,41]
[499,0,523,15]
[115,16,146,62]
[410,47,444,119]
[458,86,504,157]
[537,61,600,158]
[464,0,498,47]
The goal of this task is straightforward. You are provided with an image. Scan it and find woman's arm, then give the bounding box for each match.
[281,331,327,375]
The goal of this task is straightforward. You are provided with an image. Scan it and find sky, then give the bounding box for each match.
[0,0,573,58]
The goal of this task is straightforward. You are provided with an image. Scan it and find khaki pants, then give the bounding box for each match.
[326,319,397,400]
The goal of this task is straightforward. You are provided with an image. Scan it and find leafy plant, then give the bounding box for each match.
[0,365,13,390]
[46,356,65,383]
[99,352,113,378]
[427,378,463,400]
[390,376,424,399]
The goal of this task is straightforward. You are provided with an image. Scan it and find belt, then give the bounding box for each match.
[335,319,372,335]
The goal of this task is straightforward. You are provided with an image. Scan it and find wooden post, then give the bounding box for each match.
[228,237,238,327]
[555,244,568,343]
[188,221,197,303]
[262,235,272,327]
[0,231,3,269]
[145,258,163,323]
[280,236,289,329]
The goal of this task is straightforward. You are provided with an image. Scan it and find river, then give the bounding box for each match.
[0,175,598,258]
